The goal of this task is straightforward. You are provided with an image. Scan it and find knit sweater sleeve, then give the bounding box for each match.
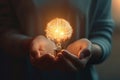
[0,0,18,31]
[88,0,114,64]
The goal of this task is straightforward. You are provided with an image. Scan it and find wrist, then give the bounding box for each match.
[91,43,102,56]
[88,43,102,64]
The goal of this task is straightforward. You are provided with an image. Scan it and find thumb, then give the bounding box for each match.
[79,49,91,59]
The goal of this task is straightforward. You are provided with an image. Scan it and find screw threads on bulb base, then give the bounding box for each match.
[54,45,62,57]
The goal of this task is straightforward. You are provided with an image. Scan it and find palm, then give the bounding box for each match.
[29,35,57,71]
[67,39,92,58]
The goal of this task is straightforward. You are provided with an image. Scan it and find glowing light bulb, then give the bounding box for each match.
[45,18,73,54]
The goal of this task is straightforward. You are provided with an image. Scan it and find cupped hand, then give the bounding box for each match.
[66,38,92,59]
[56,38,93,72]
[29,35,57,71]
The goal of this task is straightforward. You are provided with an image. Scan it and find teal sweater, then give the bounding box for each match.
[0,0,114,80]
[30,0,114,80]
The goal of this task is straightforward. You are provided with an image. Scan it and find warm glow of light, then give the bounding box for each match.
[45,18,73,47]
[112,0,120,24]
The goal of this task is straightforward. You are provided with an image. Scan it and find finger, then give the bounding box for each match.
[62,50,85,70]
[78,49,91,67]
[79,49,91,59]
[30,50,41,59]
[57,53,77,72]
[38,54,55,62]
[29,50,41,65]
[62,50,79,62]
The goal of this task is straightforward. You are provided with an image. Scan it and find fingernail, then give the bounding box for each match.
[62,50,67,54]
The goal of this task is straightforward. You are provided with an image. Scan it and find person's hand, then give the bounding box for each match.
[67,38,92,59]
[29,35,57,71]
[56,38,92,72]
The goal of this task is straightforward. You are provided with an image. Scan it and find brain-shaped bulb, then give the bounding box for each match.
[45,18,73,43]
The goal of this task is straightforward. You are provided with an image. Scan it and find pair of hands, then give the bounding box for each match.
[29,35,92,72]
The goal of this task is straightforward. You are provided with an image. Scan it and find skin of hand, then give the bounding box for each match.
[66,38,92,59]
[29,35,57,71]
[56,38,93,72]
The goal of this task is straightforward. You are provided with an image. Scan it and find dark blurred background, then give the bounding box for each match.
[96,0,120,80]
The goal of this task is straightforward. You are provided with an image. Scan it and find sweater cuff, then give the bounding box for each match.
[89,37,111,64]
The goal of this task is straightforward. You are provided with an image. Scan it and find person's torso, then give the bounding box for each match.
[11,0,91,48]
[9,0,99,80]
